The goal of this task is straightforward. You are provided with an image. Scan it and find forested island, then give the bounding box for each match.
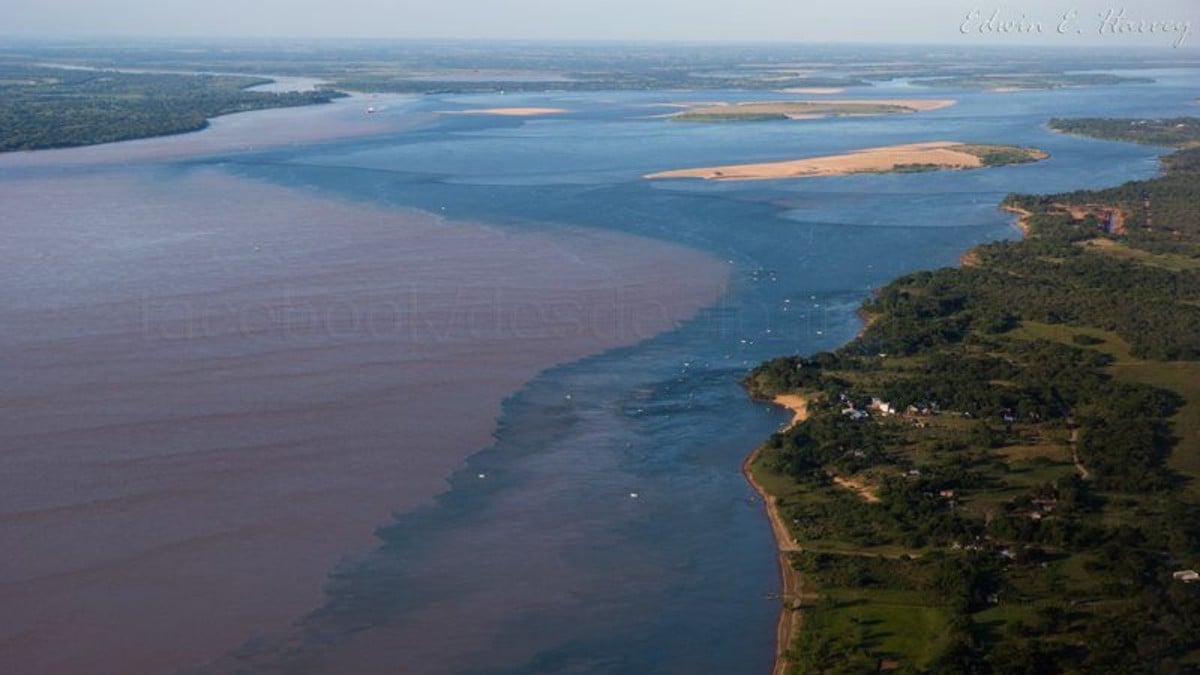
[0,64,344,151]
[745,122,1200,673]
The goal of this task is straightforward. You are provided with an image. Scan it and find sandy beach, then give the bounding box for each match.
[1002,204,1035,236]
[773,394,811,429]
[744,393,813,675]
[646,141,985,181]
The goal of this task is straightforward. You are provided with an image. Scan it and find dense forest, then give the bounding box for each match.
[0,64,343,151]
[1049,117,1200,148]
[746,123,1200,673]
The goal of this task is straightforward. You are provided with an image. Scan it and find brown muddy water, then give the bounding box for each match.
[0,166,728,675]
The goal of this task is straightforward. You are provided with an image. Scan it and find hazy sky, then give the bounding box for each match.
[4,0,1198,47]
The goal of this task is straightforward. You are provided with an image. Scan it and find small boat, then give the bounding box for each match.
[365,106,376,114]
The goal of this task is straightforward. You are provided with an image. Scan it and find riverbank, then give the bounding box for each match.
[744,394,811,675]
[1002,204,1034,237]
[0,89,420,169]
[740,132,1200,670]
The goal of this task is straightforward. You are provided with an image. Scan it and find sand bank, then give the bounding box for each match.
[773,394,811,429]
[776,87,846,95]
[1002,204,1035,237]
[647,141,983,181]
[744,393,814,675]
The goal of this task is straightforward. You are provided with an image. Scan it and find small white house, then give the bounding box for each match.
[870,397,896,416]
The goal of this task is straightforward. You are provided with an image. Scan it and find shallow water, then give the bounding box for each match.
[2,61,1197,675]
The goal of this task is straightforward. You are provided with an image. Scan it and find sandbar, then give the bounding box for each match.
[744,393,814,675]
[646,141,1046,181]
[776,87,846,95]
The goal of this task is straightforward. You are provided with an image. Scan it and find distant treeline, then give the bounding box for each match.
[1050,117,1200,148]
[0,64,344,152]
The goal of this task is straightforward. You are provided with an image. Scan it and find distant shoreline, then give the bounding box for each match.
[2,63,345,155]
[0,91,419,169]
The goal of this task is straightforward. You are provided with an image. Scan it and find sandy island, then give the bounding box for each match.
[743,393,813,675]
[447,107,568,116]
[776,87,846,95]
[646,141,1047,181]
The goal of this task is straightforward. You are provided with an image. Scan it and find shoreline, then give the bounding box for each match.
[1001,204,1034,237]
[0,91,422,169]
[964,205,1032,265]
[645,142,1045,182]
[747,202,1027,672]
[743,394,811,675]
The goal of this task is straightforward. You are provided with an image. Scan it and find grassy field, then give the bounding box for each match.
[815,589,952,667]
[1011,321,1200,495]
[1079,238,1200,272]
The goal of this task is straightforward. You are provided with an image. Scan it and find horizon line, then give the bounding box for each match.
[1,34,1199,52]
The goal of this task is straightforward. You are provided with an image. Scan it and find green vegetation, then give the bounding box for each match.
[0,64,344,152]
[1050,117,1200,148]
[747,127,1200,673]
[911,73,1154,91]
[3,42,1166,97]
[891,163,941,173]
[671,102,916,122]
[956,144,1048,167]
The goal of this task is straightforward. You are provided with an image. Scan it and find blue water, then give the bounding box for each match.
[206,70,1195,673]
